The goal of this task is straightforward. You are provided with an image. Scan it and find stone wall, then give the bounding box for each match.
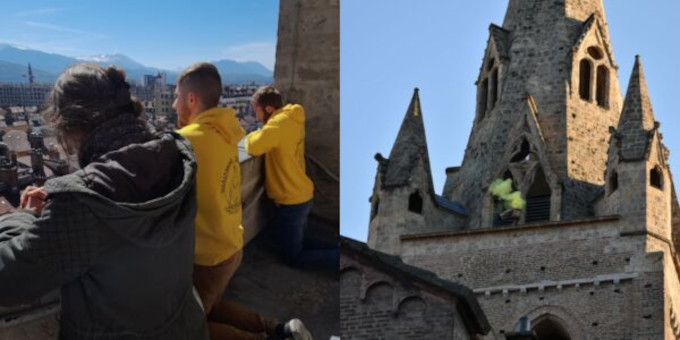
[566,25,622,186]
[368,158,466,255]
[275,0,339,223]
[399,219,668,339]
[340,255,472,340]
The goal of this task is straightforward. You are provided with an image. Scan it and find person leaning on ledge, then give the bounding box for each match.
[245,86,339,271]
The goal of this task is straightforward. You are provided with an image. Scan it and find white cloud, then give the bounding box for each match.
[222,42,276,70]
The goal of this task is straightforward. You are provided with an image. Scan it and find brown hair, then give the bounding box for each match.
[43,64,143,142]
[251,86,283,110]
[177,62,223,108]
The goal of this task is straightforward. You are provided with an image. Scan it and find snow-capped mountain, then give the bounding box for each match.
[76,53,146,70]
[0,44,272,85]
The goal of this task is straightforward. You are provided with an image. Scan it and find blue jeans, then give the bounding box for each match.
[275,200,339,270]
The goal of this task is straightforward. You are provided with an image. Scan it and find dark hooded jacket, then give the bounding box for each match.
[0,115,207,339]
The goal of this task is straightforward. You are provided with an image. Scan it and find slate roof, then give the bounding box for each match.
[573,14,597,51]
[383,88,435,192]
[489,24,511,60]
[616,56,657,162]
[434,194,468,217]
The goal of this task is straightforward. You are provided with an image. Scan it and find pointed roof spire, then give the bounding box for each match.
[502,0,606,31]
[383,88,434,189]
[617,55,657,161]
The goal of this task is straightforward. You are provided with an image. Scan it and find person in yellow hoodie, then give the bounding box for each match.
[245,86,339,271]
[174,63,311,340]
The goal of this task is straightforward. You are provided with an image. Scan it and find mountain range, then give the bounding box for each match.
[0,44,273,85]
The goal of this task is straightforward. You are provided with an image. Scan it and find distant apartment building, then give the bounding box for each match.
[152,84,175,117]
[132,72,176,120]
[0,84,52,107]
[130,85,154,102]
[219,85,259,132]
[142,74,156,88]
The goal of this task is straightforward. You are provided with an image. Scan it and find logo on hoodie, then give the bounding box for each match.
[221,156,240,214]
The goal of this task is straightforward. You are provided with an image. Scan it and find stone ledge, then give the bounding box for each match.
[473,272,638,296]
[401,215,620,241]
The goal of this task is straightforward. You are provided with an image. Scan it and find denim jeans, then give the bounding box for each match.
[275,200,339,270]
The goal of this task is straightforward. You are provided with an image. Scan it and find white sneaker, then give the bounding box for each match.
[285,318,312,340]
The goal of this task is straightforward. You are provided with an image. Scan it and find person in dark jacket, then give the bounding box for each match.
[0,64,208,339]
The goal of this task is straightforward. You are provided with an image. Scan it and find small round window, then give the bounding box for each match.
[587,46,603,60]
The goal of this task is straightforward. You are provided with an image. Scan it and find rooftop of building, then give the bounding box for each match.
[341,236,490,335]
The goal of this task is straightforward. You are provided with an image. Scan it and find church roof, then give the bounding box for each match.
[384,88,434,191]
[572,13,617,69]
[434,194,468,217]
[489,24,511,60]
[341,236,490,335]
[616,56,657,161]
[573,14,597,52]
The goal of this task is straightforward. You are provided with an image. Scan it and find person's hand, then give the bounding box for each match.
[20,186,47,215]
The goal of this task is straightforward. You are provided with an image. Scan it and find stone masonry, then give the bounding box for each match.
[341,237,489,339]
[275,0,339,223]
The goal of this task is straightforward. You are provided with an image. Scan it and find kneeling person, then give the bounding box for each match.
[245,86,339,271]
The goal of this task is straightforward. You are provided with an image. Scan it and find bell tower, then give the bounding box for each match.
[444,0,625,226]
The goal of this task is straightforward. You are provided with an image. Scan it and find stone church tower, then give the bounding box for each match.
[366,0,680,338]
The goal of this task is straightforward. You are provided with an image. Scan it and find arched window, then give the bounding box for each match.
[409,191,423,214]
[596,65,609,107]
[490,68,499,110]
[526,167,551,223]
[533,317,571,340]
[579,59,592,101]
[478,57,498,121]
[609,171,618,194]
[365,281,394,309]
[479,78,489,118]
[650,166,664,190]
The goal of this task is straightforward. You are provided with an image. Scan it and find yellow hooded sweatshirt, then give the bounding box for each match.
[245,104,314,205]
[178,107,245,266]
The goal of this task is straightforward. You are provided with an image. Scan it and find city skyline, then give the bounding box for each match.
[341,1,680,242]
[0,1,278,70]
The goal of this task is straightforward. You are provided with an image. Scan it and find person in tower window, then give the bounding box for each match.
[245,86,339,271]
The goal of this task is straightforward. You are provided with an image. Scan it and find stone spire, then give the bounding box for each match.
[616,56,656,161]
[502,0,606,30]
[383,88,433,190]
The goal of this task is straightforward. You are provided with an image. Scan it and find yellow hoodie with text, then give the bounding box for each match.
[245,104,314,205]
[178,107,245,266]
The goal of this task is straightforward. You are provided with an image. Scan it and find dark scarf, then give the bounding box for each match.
[78,113,155,168]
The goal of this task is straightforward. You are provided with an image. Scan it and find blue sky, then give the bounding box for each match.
[0,1,278,70]
[341,1,680,242]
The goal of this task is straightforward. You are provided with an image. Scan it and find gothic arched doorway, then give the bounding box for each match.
[533,317,571,340]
